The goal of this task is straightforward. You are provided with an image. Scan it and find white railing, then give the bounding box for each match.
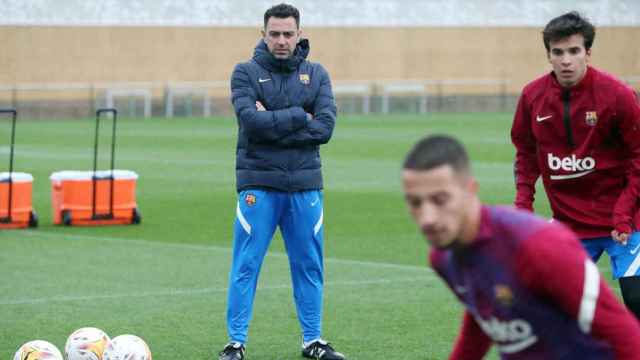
[104,88,152,118]
[163,81,226,117]
[334,78,511,114]
[332,81,373,114]
[0,78,518,117]
[381,82,427,114]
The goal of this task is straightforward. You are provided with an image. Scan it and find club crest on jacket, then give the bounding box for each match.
[299,74,310,85]
[585,111,598,126]
[245,193,257,206]
[494,284,514,307]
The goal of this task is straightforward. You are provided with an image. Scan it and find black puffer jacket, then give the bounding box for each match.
[230,39,336,192]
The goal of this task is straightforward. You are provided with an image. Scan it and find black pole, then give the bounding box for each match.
[94,108,117,220]
[109,109,117,217]
[1,109,17,222]
[92,110,100,219]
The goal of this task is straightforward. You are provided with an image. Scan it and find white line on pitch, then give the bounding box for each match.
[20,231,432,273]
[0,277,430,306]
[0,148,230,166]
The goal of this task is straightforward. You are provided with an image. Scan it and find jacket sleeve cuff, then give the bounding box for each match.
[615,222,633,235]
[514,200,534,212]
[514,205,534,212]
[289,107,309,131]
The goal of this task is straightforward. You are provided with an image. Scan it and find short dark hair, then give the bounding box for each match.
[543,11,595,52]
[403,135,470,175]
[264,3,300,29]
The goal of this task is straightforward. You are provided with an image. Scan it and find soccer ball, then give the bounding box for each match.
[102,335,152,360]
[65,327,111,360]
[13,340,63,360]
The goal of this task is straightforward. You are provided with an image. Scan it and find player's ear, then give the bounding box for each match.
[467,177,479,194]
[261,28,266,38]
[585,48,592,61]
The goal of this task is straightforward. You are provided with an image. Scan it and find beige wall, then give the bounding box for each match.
[1,26,639,94]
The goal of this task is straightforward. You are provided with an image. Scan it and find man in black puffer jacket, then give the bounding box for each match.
[218,4,345,360]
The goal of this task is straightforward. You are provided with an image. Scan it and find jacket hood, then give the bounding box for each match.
[252,38,310,73]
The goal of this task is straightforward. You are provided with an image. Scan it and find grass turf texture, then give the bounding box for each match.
[0,113,616,359]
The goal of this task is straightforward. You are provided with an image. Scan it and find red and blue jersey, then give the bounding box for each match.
[430,206,640,359]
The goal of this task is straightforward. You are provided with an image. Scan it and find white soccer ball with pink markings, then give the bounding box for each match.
[102,335,152,360]
[13,340,63,360]
[65,327,111,360]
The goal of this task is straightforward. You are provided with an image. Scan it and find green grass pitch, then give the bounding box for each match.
[0,113,616,359]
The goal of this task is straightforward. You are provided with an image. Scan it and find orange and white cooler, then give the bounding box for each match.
[50,170,140,226]
[0,172,37,229]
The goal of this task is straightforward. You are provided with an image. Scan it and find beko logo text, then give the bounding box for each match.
[547,153,595,172]
[474,316,538,353]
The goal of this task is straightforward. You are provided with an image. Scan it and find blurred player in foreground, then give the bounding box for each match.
[511,11,640,320]
[402,134,640,359]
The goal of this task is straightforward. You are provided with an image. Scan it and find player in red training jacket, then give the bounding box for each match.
[511,11,640,320]
[402,134,640,359]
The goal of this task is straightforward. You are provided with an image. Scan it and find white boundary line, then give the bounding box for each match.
[0,277,430,306]
[2,231,436,306]
[19,231,433,273]
[0,148,230,166]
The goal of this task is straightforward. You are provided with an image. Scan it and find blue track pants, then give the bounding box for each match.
[226,189,324,344]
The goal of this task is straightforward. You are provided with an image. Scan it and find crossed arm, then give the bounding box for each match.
[231,63,336,148]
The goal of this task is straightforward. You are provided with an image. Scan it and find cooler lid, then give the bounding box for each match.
[0,172,33,182]
[49,170,138,181]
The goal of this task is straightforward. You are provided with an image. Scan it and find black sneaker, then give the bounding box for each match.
[302,340,346,360]
[218,342,245,360]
